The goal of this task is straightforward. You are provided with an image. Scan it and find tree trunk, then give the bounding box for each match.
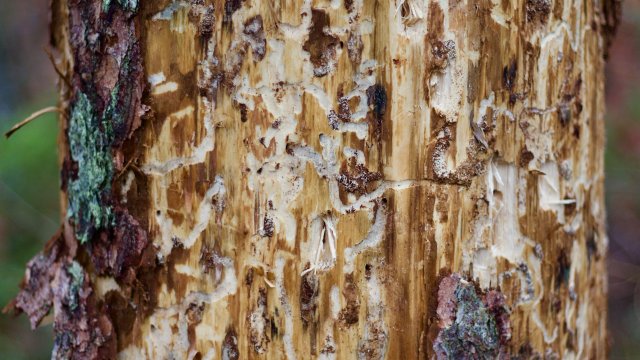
[9,0,619,358]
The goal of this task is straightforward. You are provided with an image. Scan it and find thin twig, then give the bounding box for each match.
[44,46,71,89]
[5,106,61,138]
[115,156,139,180]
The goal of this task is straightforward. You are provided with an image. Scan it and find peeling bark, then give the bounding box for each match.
[9,0,614,358]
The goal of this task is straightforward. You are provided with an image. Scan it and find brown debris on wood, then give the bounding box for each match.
[248,288,270,354]
[243,16,267,61]
[262,214,275,238]
[430,40,456,70]
[299,273,319,326]
[200,244,224,275]
[430,126,485,186]
[347,31,363,66]
[338,162,383,195]
[222,328,240,360]
[303,10,340,77]
[338,274,360,328]
[366,84,387,140]
[224,0,244,25]
[525,0,552,24]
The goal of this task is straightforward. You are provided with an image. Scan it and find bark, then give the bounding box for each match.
[7,0,619,359]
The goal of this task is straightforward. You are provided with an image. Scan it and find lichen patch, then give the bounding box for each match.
[433,274,511,359]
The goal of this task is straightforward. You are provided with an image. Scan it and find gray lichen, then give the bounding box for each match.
[103,0,139,12]
[66,92,115,243]
[434,274,510,360]
[66,261,84,311]
[66,0,145,248]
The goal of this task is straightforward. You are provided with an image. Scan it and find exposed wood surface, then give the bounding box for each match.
[10,0,616,358]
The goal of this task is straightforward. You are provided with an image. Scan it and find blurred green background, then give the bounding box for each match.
[0,1,57,359]
[0,0,639,359]
[603,2,640,358]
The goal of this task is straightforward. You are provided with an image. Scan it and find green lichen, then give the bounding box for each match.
[103,0,139,13]
[67,92,114,243]
[66,261,84,311]
[435,282,500,359]
[66,5,142,244]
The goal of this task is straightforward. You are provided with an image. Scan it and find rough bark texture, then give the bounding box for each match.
[8,0,617,358]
